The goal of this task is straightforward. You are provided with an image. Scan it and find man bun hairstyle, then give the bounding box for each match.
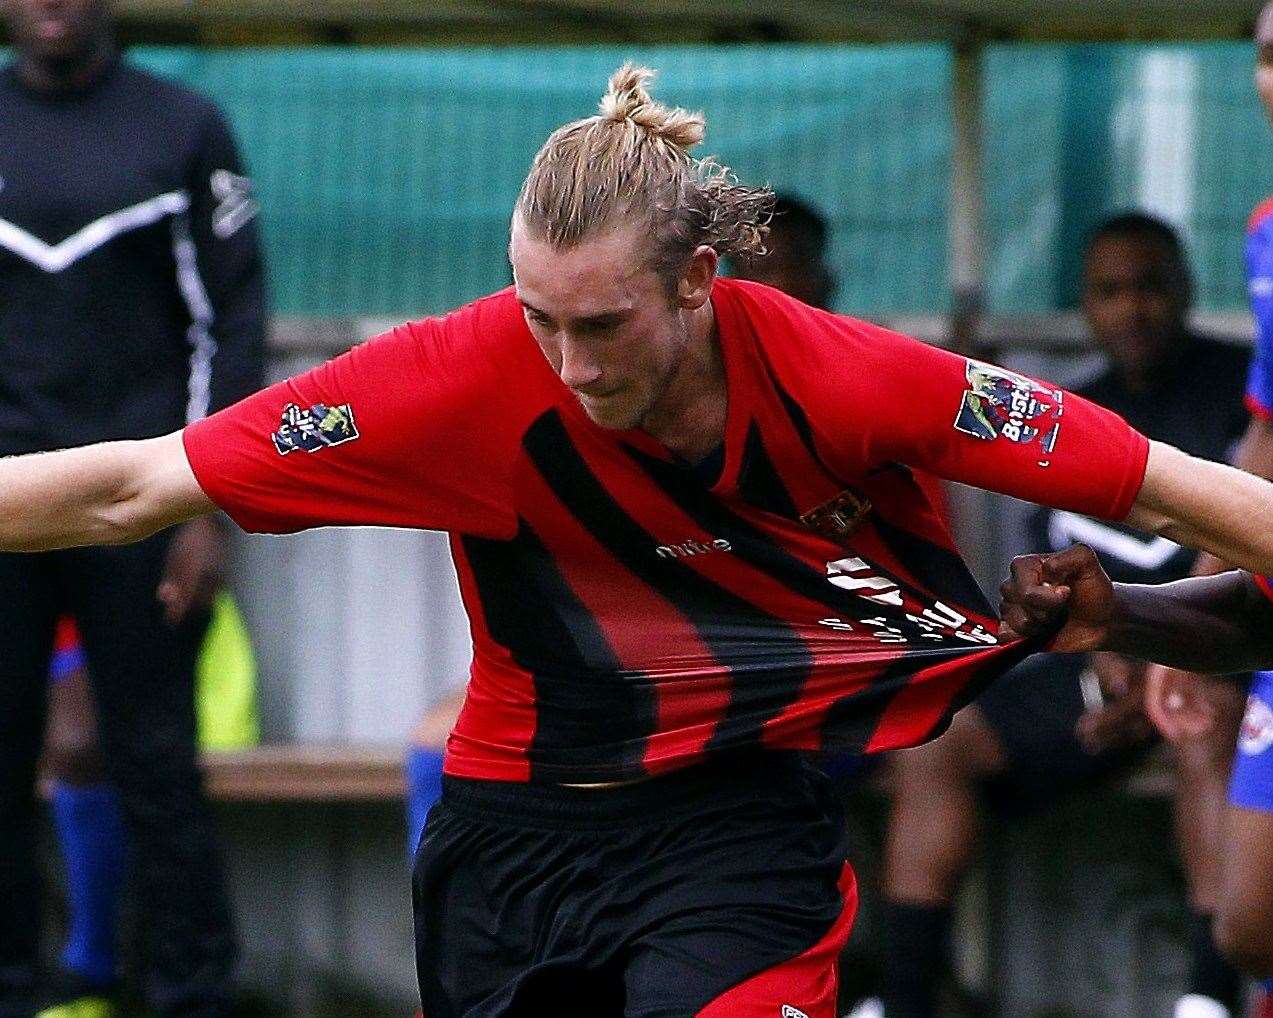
[515,62,773,282]
[597,63,706,147]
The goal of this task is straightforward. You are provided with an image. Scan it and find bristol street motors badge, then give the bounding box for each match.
[271,402,359,455]
[800,489,872,545]
[953,359,1063,466]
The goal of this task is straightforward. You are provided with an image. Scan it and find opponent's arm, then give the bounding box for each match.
[1124,440,1273,575]
[1142,417,1273,729]
[1000,544,1273,672]
[0,431,214,551]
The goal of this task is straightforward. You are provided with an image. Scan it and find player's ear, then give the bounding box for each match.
[677,246,717,310]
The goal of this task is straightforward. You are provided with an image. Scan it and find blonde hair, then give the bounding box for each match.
[514,62,772,280]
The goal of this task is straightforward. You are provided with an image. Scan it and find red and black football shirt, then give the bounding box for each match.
[184,279,1149,783]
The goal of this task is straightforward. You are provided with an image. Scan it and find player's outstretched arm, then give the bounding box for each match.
[0,431,215,552]
[1000,544,1273,672]
[1125,440,1273,574]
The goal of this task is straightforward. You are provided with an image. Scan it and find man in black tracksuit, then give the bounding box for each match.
[0,1,265,1014]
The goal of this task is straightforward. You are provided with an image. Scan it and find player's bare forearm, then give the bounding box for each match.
[1125,440,1273,574]
[0,431,215,551]
[1190,418,1273,577]
[1104,572,1273,673]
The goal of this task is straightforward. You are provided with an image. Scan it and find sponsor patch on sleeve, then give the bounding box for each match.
[272,402,359,455]
[953,359,1063,464]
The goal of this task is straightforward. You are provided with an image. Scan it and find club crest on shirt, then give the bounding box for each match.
[271,402,359,455]
[953,359,1062,457]
[800,489,872,544]
[1238,694,1273,756]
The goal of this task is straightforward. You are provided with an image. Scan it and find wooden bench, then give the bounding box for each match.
[200,743,404,802]
[198,742,1177,803]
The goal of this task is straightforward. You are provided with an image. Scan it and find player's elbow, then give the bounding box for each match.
[1213,907,1273,979]
[89,497,153,545]
[90,435,192,546]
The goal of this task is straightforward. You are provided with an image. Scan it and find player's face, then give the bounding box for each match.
[1082,236,1189,381]
[1256,3,1273,123]
[510,218,700,431]
[3,0,110,64]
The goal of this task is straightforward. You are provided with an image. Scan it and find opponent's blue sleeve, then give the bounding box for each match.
[1230,671,1273,811]
[1244,203,1273,419]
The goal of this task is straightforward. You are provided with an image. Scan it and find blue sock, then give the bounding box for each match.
[51,782,126,987]
[405,746,444,860]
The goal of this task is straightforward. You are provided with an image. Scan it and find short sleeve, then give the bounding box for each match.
[182,315,518,538]
[803,318,1149,521]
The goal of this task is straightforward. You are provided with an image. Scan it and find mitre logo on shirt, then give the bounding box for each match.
[271,402,359,455]
[1238,694,1273,756]
[781,1006,810,1018]
[655,536,732,560]
[953,359,1063,462]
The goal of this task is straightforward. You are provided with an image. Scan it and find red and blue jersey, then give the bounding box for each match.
[1245,198,1273,420]
[183,279,1148,783]
[1240,204,1273,809]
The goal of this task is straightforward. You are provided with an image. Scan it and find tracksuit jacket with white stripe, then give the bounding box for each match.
[0,54,266,456]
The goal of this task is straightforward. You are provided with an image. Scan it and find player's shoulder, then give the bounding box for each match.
[1249,195,1273,235]
[715,276,899,354]
[396,287,534,367]
[715,277,930,422]
[429,286,525,342]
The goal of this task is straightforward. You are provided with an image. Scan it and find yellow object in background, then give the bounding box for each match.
[195,592,260,751]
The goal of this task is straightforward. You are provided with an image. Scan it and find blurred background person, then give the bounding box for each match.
[1145,5,1273,1016]
[876,212,1251,1018]
[37,604,257,1018]
[0,0,266,1014]
[731,191,838,310]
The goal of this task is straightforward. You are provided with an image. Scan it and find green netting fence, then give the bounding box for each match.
[12,42,1271,317]
[131,45,952,318]
[984,42,1273,313]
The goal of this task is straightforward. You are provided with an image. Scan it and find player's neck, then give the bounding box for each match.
[17,39,116,94]
[640,302,726,465]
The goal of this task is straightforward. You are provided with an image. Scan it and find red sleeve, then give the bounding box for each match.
[750,291,1149,521]
[182,307,519,539]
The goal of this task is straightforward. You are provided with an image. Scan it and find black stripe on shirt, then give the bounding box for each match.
[461,520,653,780]
[736,420,800,520]
[522,409,813,758]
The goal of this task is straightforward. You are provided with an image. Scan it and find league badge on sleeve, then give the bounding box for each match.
[271,402,359,455]
[953,359,1063,465]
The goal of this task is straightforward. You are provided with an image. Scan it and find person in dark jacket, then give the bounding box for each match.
[0,1,266,1014]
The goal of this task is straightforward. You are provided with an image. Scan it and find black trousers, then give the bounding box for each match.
[0,538,235,1017]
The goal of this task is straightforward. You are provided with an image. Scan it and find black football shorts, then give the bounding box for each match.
[412,751,857,1018]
